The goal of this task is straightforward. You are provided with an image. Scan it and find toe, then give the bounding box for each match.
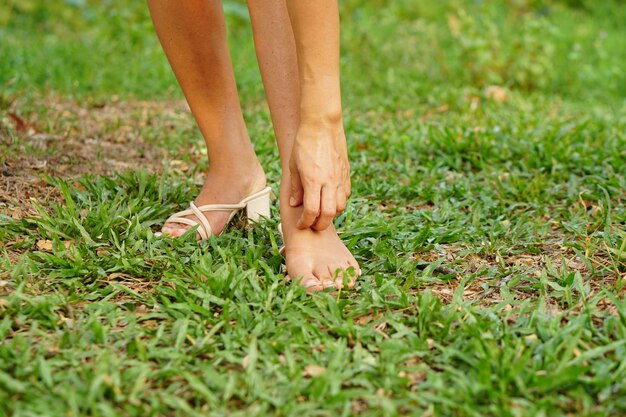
[162,221,185,233]
[160,225,175,237]
[313,266,335,290]
[343,261,360,288]
[347,258,361,276]
[328,265,346,289]
[300,275,323,292]
[163,226,186,238]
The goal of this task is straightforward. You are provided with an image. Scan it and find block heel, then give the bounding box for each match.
[244,187,271,223]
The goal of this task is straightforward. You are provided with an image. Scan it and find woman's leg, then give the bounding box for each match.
[247,0,359,290]
[147,0,266,237]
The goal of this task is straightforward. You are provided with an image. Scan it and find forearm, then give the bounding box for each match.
[286,0,342,125]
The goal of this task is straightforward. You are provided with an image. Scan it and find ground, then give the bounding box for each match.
[1,1,626,416]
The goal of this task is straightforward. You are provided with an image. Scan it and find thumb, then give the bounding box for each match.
[290,169,304,207]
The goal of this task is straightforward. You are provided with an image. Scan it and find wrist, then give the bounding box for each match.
[299,75,343,126]
[299,106,343,128]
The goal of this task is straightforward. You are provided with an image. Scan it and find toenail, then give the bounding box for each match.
[302,278,319,288]
[323,280,336,288]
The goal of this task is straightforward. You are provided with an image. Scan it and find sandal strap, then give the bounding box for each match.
[162,188,272,241]
[194,202,246,211]
[189,202,212,239]
[164,215,209,240]
[278,223,285,255]
[163,201,247,240]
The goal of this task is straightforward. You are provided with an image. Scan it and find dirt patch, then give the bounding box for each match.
[1,97,192,218]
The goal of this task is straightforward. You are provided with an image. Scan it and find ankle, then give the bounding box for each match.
[207,159,266,192]
[279,173,291,196]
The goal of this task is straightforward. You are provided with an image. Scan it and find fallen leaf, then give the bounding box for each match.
[108,272,139,281]
[36,240,54,252]
[303,364,325,377]
[362,356,377,366]
[420,104,449,121]
[242,354,252,369]
[7,112,27,132]
[169,160,189,173]
[485,85,508,103]
[448,14,460,36]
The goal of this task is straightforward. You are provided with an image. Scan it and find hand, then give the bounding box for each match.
[289,124,351,231]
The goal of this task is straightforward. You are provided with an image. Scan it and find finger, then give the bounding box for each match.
[312,186,336,231]
[297,185,321,229]
[290,168,304,207]
[336,184,347,214]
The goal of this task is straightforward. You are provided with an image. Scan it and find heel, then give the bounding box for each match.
[245,189,271,223]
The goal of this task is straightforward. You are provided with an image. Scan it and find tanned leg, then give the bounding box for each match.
[247,0,360,290]
[147,0,266,238]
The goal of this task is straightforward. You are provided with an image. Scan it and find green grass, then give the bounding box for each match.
[1,0,626,416]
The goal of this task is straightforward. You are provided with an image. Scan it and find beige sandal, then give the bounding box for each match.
[159,187,272,241]
[278,223,285,255]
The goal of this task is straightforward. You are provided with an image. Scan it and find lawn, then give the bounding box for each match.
[1,0,626,416]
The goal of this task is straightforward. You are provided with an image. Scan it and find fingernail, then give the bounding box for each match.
[290,197,296,206]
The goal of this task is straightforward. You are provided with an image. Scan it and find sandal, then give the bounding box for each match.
[278,223,285,255]
[158,186,272,241]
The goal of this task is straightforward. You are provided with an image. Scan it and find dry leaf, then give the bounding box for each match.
[362,356,377,366]
[420,104,449,121]
[485,85,508,103]
[242,354,252,369]
[36,240,72,252]
[7,112,28,132]
[303,364,325,377]
[36,240,54,252]
[427,338,435,349]
[108,272,138,281]
[447,14,460,36]
[169,160,189,173]
[398,370,426,386]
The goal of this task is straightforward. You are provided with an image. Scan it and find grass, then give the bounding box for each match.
[1,0,626,416]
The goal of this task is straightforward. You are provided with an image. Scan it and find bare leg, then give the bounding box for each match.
[148,0,266,238]
[247,0,360,290]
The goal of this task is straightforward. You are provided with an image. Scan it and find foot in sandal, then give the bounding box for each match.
[279,177,361,291]
[161,164,267,240]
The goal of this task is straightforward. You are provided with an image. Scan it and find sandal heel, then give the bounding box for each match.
[245,188,271,223]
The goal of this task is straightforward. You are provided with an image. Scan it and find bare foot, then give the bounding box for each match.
[280,177,361,291]
[161,161,266,239]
